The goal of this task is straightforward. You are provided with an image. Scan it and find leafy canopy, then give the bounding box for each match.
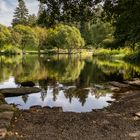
[0,24,11,48]
[101,0,140,48]
[37,0,97,27]
[13,25,39,51]
[47,24,85,50]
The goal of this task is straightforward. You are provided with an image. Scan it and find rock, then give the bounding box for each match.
[43,106,51,110]
[110,87,121,92]
[20,81,35,87]
[94,84,104,89]
[0,94,5,104]
[0,111,14,120]
[0,128,7,139]
[30,105,42,110]
[129,131,140,137]
[52,107,63,112]
[106,100,113,104]
[135,112,140,117]
[0,119,11,128]
[109,81,130,88]
[134,116,140,121]
[0,104,15,112]
[0,87,41,97]
[125,79,140,87]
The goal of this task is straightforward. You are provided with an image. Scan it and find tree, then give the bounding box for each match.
[28,14,37,26]
[37,3,46,18]
[37,0,97,27]
[46,24,85,53]
[101,0,140,49]
[13,25,39,53]
[12,0,29,26]
[81,20,114,46]
[0,24,11,49]
[34,27,47,53]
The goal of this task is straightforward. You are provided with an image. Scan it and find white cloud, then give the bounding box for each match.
[0,0,8,12]
[0,0,39,26]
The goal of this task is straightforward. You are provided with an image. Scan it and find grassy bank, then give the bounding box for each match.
[124,51,140,64]
[92,48,140,66]
[92,48,131,60]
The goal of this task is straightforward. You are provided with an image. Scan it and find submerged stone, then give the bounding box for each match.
[0,87,41,97]
[109,81,131,88]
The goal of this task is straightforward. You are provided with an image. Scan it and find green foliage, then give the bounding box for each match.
[37,3,48,27]
[102,38,121,49]
[101,0,140,49]
[124,49,140,64]
[33,27,47,52]
[46,24,85,52]
[38,0,96,27]
[2,44,21,54]
[13,25,39,52]
[93,48,131,59]
[12,0,29,26]
[81,20,114,47]
[28,14,37,26]
[0,24,11,48]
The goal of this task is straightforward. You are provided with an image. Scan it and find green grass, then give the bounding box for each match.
[124,50,140,64]
[93,48,132,59]
[0,44,21,55]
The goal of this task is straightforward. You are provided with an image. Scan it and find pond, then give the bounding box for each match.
[0,55,140,112]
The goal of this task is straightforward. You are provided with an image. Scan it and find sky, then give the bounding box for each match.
[0,0,39,26]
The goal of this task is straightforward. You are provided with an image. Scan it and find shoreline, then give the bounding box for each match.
[1,80,139,140]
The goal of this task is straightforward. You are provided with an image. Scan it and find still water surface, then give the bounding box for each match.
[0,55,140,112]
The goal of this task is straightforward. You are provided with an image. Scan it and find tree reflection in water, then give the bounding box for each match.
[1,55,140,111]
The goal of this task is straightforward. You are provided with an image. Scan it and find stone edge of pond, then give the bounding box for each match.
[0,93,18,139]
[0,87,41,97]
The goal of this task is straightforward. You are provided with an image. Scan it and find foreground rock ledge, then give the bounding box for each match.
[0,87,41,97]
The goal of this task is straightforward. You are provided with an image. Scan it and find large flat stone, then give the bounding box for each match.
[0,104,15,112]
[0,111,14,120]
[0,87,41,97]
[109,81,131,88]
[125,79,140,87]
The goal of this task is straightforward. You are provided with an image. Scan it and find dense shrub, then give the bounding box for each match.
[33,27,48,53]
[81,20,114,47]
[47,24,85,53]
[0,24,11,48]
[13,25,39,53]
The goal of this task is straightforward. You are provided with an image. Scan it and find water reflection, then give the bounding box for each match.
[0,55,140,112]
[5,84,113,112]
